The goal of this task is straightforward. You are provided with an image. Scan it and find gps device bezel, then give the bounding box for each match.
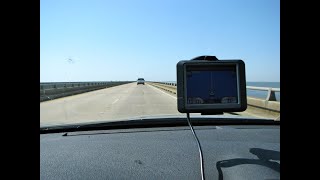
[176,57,247,114]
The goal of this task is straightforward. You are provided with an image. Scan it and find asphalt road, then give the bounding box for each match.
[40,83,183,126]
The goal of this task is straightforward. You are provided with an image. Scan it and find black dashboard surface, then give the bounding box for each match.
[40,125,280,180]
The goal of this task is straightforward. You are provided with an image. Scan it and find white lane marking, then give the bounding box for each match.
[147,84,177,99]
[112,98,119,104]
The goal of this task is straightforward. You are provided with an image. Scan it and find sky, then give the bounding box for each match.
[40,0,280,82]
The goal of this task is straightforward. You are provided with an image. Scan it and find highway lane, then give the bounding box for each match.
[40,83,183,126]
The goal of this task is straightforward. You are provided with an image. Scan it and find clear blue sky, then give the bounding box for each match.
[40,0,279,82]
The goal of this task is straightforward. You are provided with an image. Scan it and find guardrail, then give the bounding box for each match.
[155,82,280,101]
[148,81,280,119]
[246,86,280,101]
[40,82,111,90]
[40,81,132,102]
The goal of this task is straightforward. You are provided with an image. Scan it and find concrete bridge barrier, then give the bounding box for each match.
[40,81,132,102]
[148,82,280,120]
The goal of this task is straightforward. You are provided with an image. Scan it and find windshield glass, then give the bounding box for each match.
[40,0,280,127]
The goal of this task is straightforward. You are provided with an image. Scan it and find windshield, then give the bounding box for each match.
[40,0,280,127]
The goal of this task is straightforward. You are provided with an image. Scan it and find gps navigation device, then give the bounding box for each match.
[177,56,247,114]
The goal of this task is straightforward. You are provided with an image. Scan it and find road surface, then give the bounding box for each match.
[41,83,183,126]
[41,82,266,126]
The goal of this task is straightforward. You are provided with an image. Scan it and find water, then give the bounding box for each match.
[164,81,280,101]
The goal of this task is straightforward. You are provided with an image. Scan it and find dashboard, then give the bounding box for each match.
[40,124,279,179]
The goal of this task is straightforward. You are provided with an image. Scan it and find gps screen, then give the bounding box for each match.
[186,66,238,105]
